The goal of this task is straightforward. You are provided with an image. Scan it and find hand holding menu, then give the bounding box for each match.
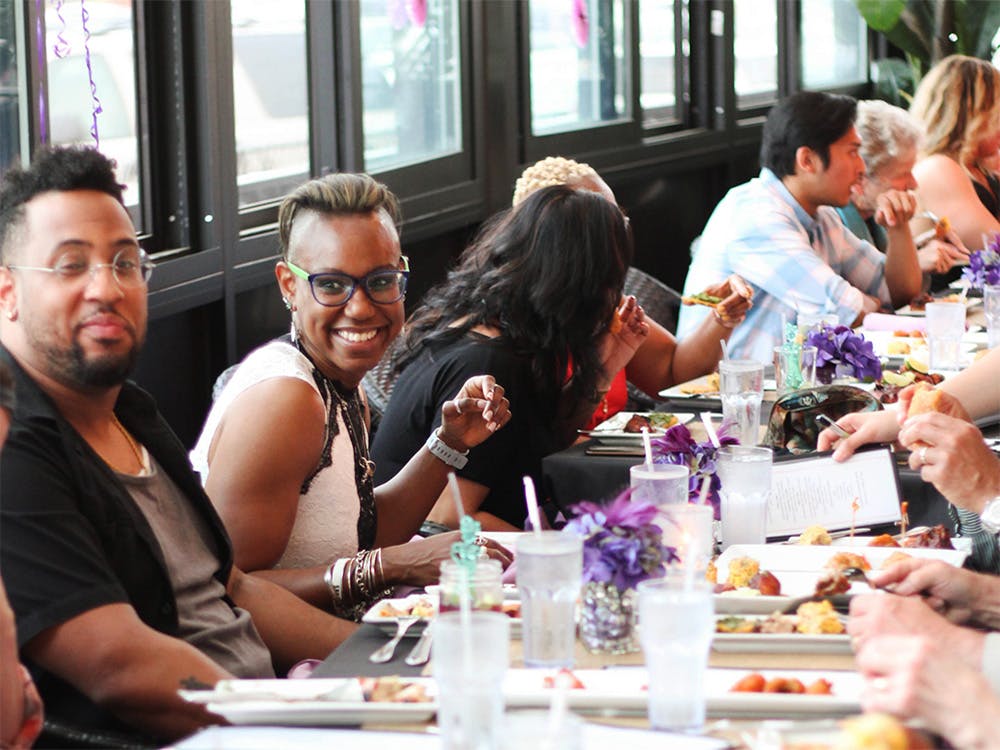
[766,446,902,538]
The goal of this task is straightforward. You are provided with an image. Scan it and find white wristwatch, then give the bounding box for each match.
[981,496,1000,535]
[426,429,469,469]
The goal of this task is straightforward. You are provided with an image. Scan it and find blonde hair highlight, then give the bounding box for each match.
[277,173,402,260]
[910,55,1000,170]
[512,156,599,206]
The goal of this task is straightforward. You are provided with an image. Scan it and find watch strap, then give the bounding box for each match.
[426,429,469,469]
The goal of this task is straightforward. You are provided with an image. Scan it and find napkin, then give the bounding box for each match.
[861,313,926,333]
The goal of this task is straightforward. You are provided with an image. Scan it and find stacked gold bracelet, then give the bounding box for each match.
[323,549,387,618]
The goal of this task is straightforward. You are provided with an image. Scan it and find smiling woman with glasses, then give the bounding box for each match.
[190,173,512,621]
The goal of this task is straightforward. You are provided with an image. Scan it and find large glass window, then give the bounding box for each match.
[734,0,777,108]
[529,0,628,135]
[800,0,867,89]
[639,0,678,126]
[360,0,462,172]
[46,0,140,212]
[0,0,20,175]
[231,0,309,208]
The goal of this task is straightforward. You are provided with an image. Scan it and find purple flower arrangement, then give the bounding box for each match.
[961,236,1000,289]
[564,490,678,591]
[649,423,737,520]
[805,324,882,383]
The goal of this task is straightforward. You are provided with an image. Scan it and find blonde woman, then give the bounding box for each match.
[514,157,753,427]
[909,55,1000,249]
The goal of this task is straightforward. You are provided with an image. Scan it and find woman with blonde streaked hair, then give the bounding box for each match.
[909,55,1000,249]
[513,156,753,428]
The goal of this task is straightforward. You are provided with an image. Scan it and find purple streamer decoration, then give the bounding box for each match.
[79,0,102,148]
[52,0,71,58]
[35,0,47,143]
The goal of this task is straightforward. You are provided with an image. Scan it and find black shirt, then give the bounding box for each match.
[372,334,565,528]
[0,347,238,740]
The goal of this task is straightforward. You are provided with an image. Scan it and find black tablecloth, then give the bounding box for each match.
[311,624,427,679]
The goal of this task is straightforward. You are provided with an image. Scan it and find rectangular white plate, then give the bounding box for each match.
[859,329,978,358]
[580,412,695,445]
[361,595,522,638]
[717,543,968,573]
[502,668,861,718]
[712,620,851,655]
[896,296,982,316]
[179,678,437,726]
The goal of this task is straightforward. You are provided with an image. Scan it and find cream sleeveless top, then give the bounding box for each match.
[191,340,363,568]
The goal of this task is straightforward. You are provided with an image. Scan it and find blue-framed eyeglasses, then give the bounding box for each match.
[285,256,410,307]
[6,248,154,288]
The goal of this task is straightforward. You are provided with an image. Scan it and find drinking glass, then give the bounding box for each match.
[434,611,510,750]
[630,463,690,506]
[718,359,764,446]
[925,301,966,371]
[659,503,714,577]
[516,532,583,668]
[773,345,817,395]
[637,574,714,732]
[717,445,772,548]
[439,558,503,613]
[796,312,838,341]
[985,285,1000,350]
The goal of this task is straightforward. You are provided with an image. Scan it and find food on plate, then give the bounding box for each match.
[824,552,871,573]
[729,673,833,694]
[975,348,990,361]
[679,372,720,395]
[541,668,585,690]
[892,329,924,339]
[377,597,436,619]
[880,551,912,569]
[886,340,911,355]
[706,558,718,584]
[868,533,900,548]
[715,602,844,636]
[620,412,679,433]
[907,292,934,311]
[751,571,782,596]
[725,556,760,588]
[875,366,944,404]
[833,712,933,750]
[797,525,833,545]
[813,570,851,597]
[359,677,431,703]
[795,600,846,635]
[501,601,521,618]
[682,291,723,307]
[899,524,954,550]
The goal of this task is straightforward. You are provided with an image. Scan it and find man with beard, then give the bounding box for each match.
[0,147,356,745]
[677,91,923,362]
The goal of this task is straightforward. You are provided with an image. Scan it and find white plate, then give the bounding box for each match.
[502,668,861,718]
[361,594,437,637]
[713,620,851,654]
[362,594,523,638]
[896,296,982,316]
[717,543,968,573]
[180,678,437,726]
[659,376,721,399]
[860,330,978,358]
[714,592,791,615]
[580,412,695,445]
[425,583,520,601]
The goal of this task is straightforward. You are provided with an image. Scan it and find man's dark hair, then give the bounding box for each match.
[760,92,858,179]
[0,146,124,263]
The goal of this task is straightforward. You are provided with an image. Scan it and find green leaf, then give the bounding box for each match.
[959,0,1000,60]
[854,0,906,31]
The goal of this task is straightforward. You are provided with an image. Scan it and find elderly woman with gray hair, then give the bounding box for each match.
[836,100,969,287]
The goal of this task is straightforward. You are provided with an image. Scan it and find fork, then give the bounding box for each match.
[369,616,419,663]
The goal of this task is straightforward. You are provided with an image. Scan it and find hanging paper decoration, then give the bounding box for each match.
[571,0,589,49]
[52,0,71,58]
[406,0,427,28]
[79,0,103,148]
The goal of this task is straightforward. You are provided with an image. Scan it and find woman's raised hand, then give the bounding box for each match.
[598,295,650,376]
[438,375,512,450]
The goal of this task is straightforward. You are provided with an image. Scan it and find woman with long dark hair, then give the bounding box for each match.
[372,185,645,530]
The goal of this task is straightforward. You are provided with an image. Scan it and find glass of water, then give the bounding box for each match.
[516,532,583,668]
[925,301,966,371]
[717,445,772,549]
[985,285,1000,350]
[718,359,764,446]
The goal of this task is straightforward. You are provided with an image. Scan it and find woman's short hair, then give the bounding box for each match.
[855,100,923,178]
[512,156,599,206]
[277,173,402,260]
[910,55,1000,169]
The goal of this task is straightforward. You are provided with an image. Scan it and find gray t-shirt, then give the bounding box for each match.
[119,455,274,678]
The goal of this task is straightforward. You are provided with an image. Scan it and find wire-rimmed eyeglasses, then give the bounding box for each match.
[285,256,410,307]
[6,248,154,288]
